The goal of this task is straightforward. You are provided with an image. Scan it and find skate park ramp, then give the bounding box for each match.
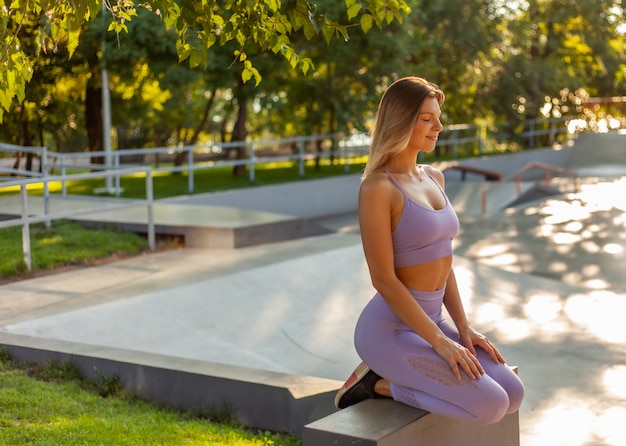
[1,131,625,445]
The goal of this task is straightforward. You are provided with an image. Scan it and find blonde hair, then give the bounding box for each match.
[363,77,445,178]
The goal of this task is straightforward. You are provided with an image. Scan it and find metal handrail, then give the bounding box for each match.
[481,161,579,215]
[0,167,155,272]
[1,116,576,196]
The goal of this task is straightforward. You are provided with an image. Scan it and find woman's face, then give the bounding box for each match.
[407,96,443,153]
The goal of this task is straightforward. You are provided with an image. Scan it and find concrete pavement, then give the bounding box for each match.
[1,131,625,445]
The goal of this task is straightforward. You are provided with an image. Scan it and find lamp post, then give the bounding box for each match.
[101,2,113,193]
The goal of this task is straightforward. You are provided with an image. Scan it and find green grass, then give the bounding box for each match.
[0,220,149,279]
[0,350,301,446]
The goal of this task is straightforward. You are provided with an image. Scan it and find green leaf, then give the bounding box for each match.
[346,1,362,21]
[242,67,252,83]
[299,58,314,75]
[66,27,80,57]
[321,24,335,44]
[336,25,349,42]
[360,14,373,33]
[189,50,202,68]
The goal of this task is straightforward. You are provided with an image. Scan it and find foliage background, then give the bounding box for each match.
[1,0,624,164]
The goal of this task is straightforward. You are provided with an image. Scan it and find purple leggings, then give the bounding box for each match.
[354,288,525,425]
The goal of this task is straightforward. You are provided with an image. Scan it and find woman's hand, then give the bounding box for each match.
[432,337,484,380]
[458,326,506,365]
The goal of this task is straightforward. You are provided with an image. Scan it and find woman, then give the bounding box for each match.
[334,77,524,425]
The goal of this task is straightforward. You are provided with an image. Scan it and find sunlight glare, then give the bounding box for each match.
[581,240,601,253]
[581,229,594,238]
[564,292,626,343]
[536,224,553,237]
[481,253,519,268]
[476,244,509,257]
[523,206,540,215]
[564,221,583,232]
[581,264,600,276]
[579,178,626,211]
[528,397,593,446]
[473,302,504,324]
[603,243,623,254]
[495,317,531,341]
[554,244,573,255]
[552,232,582,244]
[524,294,562,323]
[563,271,582,285]
[596,407,626,446]
[541,201,591,224]
[602,366,626,400]
[583,279,609,289]
[548,261,568,273]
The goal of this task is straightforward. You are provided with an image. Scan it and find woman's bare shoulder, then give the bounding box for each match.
[360,169,395,196]
[423,164,445,186]
[422,164,443,178]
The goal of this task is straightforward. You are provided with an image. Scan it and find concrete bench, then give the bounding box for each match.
[0,332,339,438]
[303,398,519,446]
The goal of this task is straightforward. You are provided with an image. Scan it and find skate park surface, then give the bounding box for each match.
[1,131,625,445]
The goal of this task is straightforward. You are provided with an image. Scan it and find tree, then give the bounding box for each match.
[0,9,88,171]
[0,0,411,122]
[247,0,414,171]
[490,0,626,136]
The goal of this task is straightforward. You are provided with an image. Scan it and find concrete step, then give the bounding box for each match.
[303,399,519,446]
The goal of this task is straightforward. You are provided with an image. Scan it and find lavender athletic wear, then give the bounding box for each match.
[382,167,460,267]
[354,167,524,425]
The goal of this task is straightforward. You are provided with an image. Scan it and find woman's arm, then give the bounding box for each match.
[443,269,506,364]
[426,165,504,365]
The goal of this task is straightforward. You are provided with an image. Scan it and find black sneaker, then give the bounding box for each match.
[334,362,383,409]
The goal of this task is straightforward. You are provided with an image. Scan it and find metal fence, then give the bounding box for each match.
[0,115,577,197]
[0,115,577,271]
[0,167,156,272]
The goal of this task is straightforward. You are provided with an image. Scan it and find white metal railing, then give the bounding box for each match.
[35,134,356,196]
[0,116,575,197]
[0,167,156,272]
[0,142,48,180]
[0,116,580,270]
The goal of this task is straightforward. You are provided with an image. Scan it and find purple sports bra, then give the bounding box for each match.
[382,167,459,267]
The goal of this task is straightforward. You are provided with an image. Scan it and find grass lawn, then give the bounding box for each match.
[0,220,151,280]
[0,350,301,446]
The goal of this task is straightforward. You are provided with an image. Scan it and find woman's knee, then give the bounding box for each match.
[473,387,510,425]
[504,377,525,414]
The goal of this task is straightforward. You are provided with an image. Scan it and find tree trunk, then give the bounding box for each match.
[11,105,33,175]
[325,106,337,168]
[315,139,322,171]
[231,83,248,177]
[85,83,104,166]
[174,86,217,167]
[188,86,217,146]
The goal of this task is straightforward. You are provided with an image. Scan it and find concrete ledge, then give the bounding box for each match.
[73,203,333,249]
[92,217,333,249]
[164,174,362,219]
[0,333,341,437]
[303,399,519,446]
[180,218,333,249]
